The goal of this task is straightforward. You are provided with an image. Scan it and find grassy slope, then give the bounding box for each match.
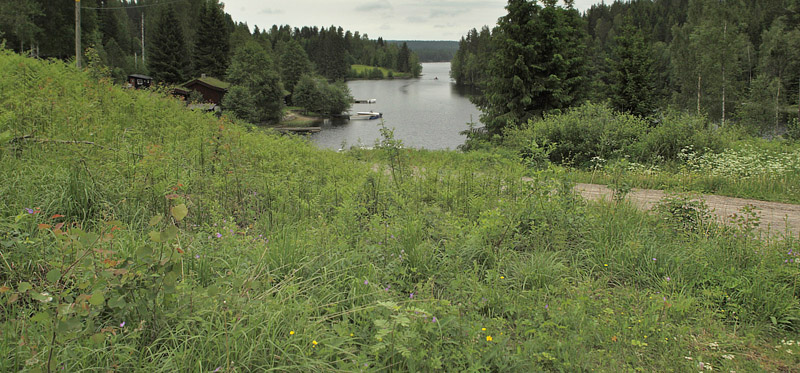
[1,51,799,371]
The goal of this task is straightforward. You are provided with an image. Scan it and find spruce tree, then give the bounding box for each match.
[193,0,230,78]
[148,6,189,84]
[397,42,410,73]
[609,20,657,117]
[479,0,587,134]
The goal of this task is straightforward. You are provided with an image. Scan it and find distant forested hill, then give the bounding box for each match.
[389,40,459,62]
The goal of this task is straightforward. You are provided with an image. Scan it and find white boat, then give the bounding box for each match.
[351,111,383,120]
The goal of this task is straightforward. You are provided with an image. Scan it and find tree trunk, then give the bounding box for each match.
[697,74,702,116]
[776,73,782,129]
[75,0,81,68]
[721,21,726,127]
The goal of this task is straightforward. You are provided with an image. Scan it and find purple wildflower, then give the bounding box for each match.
[25,208,34,214]
[120,321,125,327]
[195,255,200,259]
[409,292,414,299]
[545,304,549,310]
[652,258,657,261]
[216,233,222,238]
[665,276,671,281]
[432,316,437,323]
[364,280,369,285]
[212,367,221,373]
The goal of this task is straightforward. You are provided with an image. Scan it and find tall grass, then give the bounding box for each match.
[1,50,799,371]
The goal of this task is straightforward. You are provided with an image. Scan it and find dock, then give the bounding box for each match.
[273,127,321,134]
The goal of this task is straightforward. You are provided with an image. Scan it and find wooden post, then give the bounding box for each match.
[75,0,81,68]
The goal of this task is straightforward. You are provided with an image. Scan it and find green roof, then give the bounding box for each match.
[182,76,231,90]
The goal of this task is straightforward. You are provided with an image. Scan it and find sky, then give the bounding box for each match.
[222,0,602,41]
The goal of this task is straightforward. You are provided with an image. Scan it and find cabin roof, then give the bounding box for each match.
[128,74,153,80]
[182,76,231,91]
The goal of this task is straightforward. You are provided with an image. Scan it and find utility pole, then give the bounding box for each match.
[75,0,81,68]
[141,11,146,66]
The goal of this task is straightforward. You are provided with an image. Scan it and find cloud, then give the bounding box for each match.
[429,8,469,18]
[405,16,428,24]
[259,8,284,15]
[355,1,393,12]
[433,23,458,29]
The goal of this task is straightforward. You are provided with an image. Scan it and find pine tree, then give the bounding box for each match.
[193,0,230,78]
[148,7,189,84]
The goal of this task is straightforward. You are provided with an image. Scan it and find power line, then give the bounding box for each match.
[81,0,185,10]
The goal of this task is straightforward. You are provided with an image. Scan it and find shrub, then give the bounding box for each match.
[504,103,647,166]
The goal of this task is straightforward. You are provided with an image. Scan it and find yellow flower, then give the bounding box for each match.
[312,340,318,346]
[481,328,486,331]
[486,336,493,342]
[289,331,295,335]
[604,264,608,267]
[500,276,505,279]
[350,333,354,337]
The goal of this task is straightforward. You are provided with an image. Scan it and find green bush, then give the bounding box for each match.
[504,103,647,165]
[503,103,731,166]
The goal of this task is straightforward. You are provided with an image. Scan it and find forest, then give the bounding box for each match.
[0,0,422,85]
[451,0,800,137]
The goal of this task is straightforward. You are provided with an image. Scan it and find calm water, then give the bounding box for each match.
[311,63,483,150]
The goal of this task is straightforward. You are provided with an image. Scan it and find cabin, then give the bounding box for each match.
[127,74,153,89]
[178,75,230,105]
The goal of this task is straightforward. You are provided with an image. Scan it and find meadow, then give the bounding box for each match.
[1,51,799,371]
[499,104,800,204]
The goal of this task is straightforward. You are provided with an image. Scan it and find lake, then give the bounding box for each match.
[311,62,483,150]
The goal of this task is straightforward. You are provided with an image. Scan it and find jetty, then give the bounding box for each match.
[273,127,321,134]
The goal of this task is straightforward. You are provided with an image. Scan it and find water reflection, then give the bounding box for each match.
[310,62,484,150]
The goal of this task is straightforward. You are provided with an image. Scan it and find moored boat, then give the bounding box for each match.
[352,111,383,120]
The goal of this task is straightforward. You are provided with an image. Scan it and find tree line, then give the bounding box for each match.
[0,0,423,123]
[451,0,800,136]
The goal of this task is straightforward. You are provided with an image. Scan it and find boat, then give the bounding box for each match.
[352,111,383,120]
[354,99,377,104]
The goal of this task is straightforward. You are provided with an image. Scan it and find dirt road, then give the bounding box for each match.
[574,183,800,238]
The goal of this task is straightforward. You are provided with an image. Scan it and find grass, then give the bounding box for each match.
[564,143,800,204]
[1,50,799,371]
[350,64,411,79]
[277,108,321,127]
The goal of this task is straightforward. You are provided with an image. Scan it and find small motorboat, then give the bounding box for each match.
[352,111,383,120]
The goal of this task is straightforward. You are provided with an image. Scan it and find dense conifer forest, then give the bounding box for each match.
[451,0,800,136]
[0,0,422,84]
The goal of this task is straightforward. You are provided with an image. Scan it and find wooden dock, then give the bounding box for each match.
[273,127,321,134]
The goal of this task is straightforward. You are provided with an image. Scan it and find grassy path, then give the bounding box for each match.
[574,183,800,238]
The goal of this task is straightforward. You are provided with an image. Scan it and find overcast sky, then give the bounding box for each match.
[222,0,602,41]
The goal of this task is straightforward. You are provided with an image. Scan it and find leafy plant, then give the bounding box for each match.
[654,193,712,233]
